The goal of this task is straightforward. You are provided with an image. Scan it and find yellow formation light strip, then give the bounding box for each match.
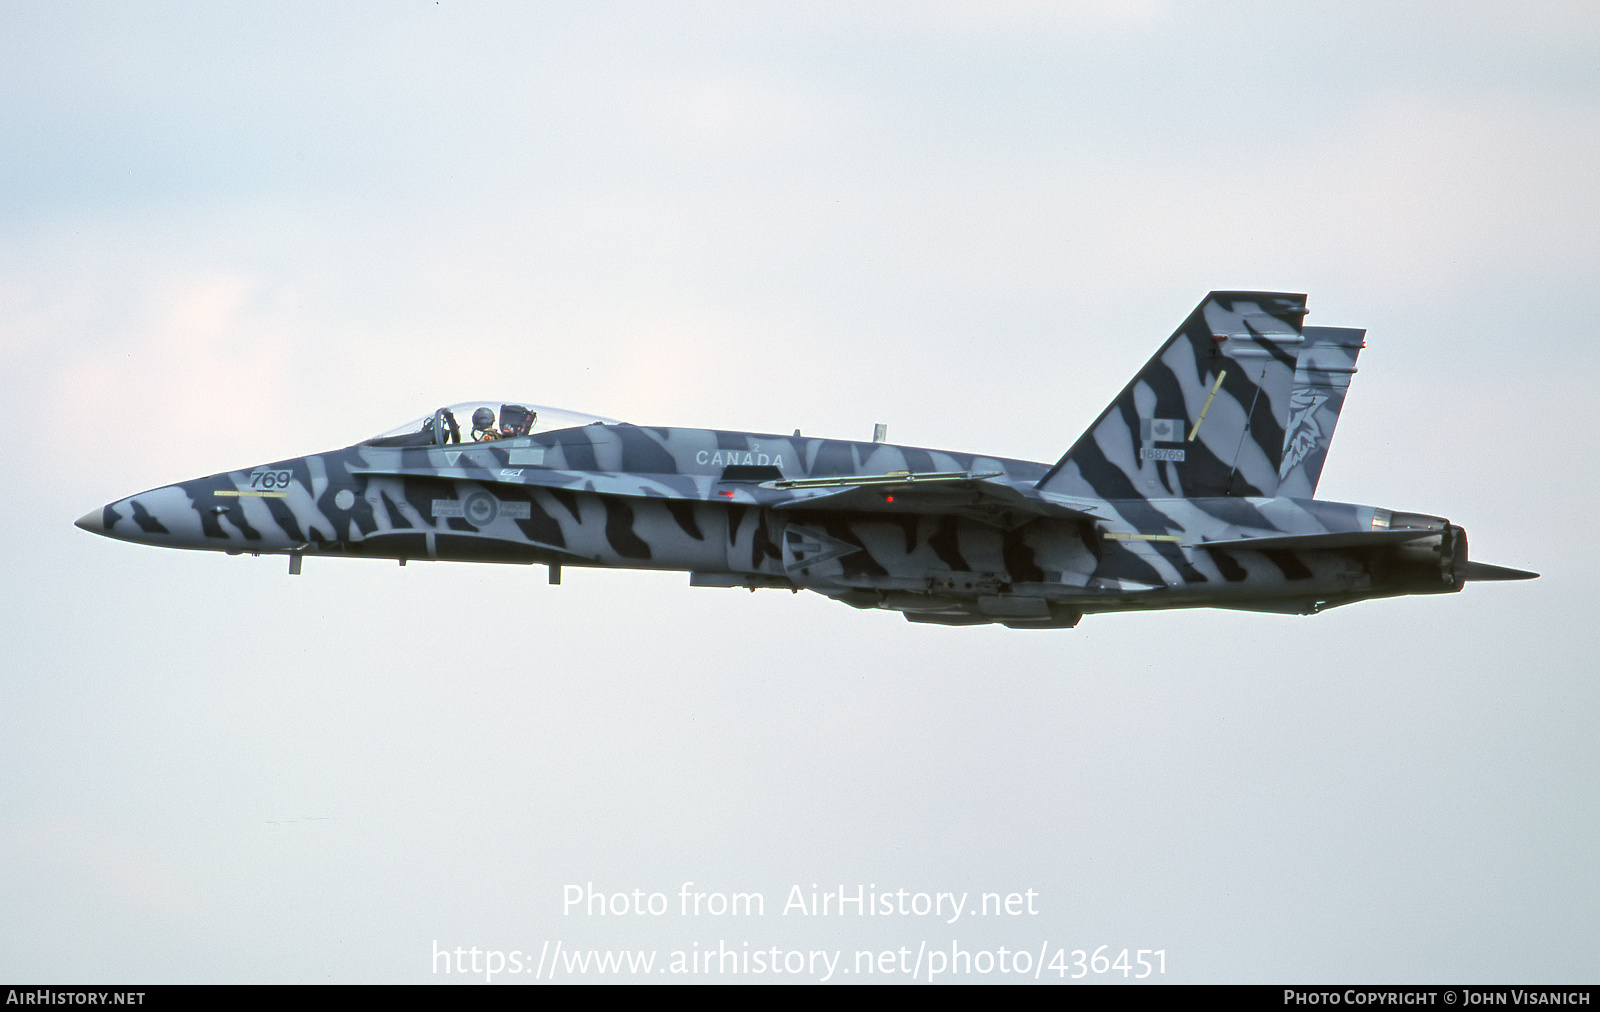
[213,490,290,498]
[1188,369,1228,442]
[1102,532,1181,542]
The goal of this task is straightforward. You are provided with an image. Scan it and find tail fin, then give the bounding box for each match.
[1037,291,1310,501]
[1275,326,1364,499]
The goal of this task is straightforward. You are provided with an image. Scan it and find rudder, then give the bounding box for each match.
[1276,325,1364,499]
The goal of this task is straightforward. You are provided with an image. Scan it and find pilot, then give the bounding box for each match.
[471,407,502,441]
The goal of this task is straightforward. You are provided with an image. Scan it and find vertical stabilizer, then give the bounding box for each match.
[1276,326,1364,499]
[1037,292,1307,501]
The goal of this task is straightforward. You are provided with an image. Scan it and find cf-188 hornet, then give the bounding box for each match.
[77,292,1536,628]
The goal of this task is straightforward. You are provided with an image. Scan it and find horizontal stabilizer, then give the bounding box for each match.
[1184,530,1438,551]
[1459,561,1540,581]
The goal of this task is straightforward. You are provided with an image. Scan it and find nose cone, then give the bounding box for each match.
[75,489,189,547]
[77,478,306,553]
[75,508,107,536]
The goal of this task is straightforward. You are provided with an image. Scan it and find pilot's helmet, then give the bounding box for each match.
[471,407,496,431]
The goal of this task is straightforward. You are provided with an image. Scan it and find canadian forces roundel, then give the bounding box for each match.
[464,492,498,526]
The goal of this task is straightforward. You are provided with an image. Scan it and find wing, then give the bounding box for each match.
[768,472,1102,527]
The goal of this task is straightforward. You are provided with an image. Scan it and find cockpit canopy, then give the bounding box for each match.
[363,402,619,448]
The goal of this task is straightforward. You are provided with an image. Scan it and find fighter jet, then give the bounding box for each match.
[76,292,1536,628]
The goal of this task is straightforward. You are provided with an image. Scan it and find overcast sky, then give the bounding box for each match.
[2,1,1596,984]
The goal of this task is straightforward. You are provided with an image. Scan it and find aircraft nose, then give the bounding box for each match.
[75,508,106,535]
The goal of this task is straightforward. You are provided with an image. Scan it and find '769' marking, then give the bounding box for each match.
[248,470,294,490]
[213,470,295,497]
